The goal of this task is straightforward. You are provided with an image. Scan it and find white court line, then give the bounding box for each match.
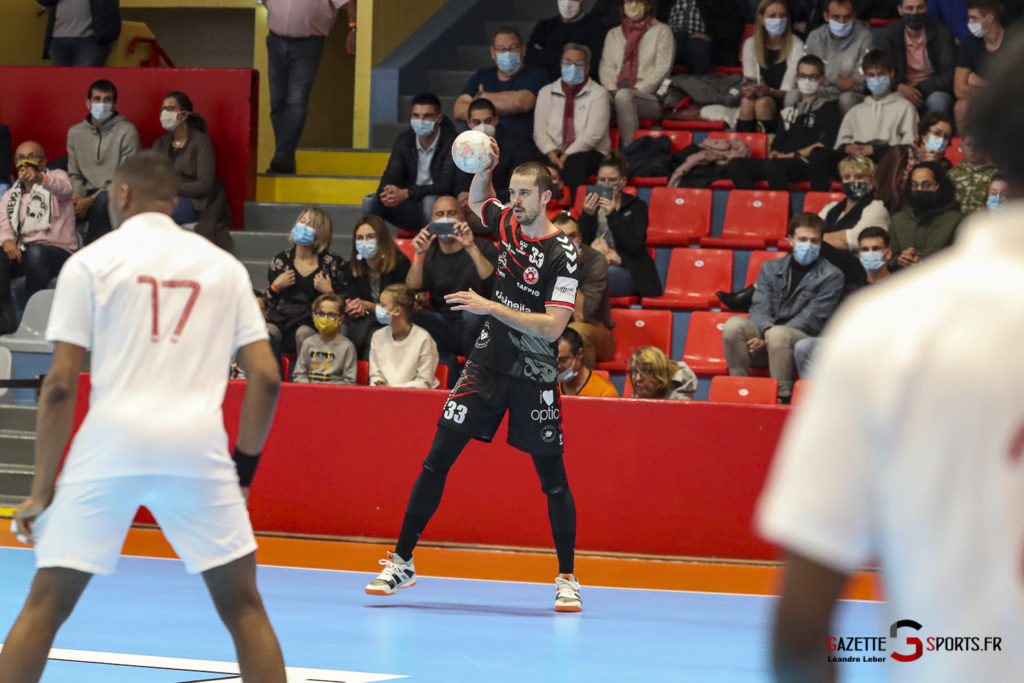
[0,646,408,682]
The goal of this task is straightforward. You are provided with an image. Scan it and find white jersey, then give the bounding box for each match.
[758,206,1024,681]
[45,212,268,485]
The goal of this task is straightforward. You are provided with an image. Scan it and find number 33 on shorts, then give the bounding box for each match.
[443,400,468,424]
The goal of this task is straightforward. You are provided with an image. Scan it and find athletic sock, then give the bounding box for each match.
[547,487,577,575]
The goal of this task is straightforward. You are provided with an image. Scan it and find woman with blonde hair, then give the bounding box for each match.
[817,155,891,251]
[738,0,804,133]
[265,206,347,352]
[369,284,439,389]
[627,346,697,400]
[343,214,412,358]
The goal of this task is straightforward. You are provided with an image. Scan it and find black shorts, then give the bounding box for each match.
[438,361,564,455]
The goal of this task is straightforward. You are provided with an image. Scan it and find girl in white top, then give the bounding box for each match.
[369,284,439,389]
[739,0,804,133]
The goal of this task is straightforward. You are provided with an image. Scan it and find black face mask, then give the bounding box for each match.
[903,12,927,30]
[909,190,938,213]
[842,181,869,200]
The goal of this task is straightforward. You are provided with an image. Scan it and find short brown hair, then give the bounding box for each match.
[312,293,343,313]
[349,215,402,278]
[511,161,554,194]
[788,211,825,236]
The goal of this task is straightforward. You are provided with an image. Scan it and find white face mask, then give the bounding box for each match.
[828,18,853,38]
[90,102,113,122]
[160,110,182,131]
[558,0,582,19]
[471,122,497,137]
[797,77,821,95]
[558,365,577,383]
[968,21,988,38]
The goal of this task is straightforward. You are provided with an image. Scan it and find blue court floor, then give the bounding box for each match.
[0,547,887,682]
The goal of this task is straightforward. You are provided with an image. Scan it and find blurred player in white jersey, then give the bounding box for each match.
[758,32,1024,683]
[0,152,286,683]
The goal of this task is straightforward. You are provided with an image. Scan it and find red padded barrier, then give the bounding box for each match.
[0,66,257,228]
[71,375,786,560]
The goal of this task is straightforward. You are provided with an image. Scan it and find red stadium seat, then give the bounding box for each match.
[357,360,369,385]
[435,365,449,389]
[609,296,640,307]
[802,191,847,215]
[946,137,964,167]
[646,188,713,246]
[394,238,416,262]
[706,131,768,159]
[662,119,727,131]
[708,376,778,404]
[699,190,790,249]
[683,311,745,375]
[595,309,673,372]
[790,379,812,405]
[744,250,786,287]
[641,248,732,310]
[572,184,637,218]
[280,355,292,382]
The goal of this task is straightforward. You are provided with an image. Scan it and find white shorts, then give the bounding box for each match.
[32,475,257,575]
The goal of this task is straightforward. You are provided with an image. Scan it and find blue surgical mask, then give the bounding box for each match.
[375,306,393,325]
[829,18,853,38]
[764,17,788,37]
[496,51,521,73]
[924,135,948,154]
[987,196,1006,211]
[561,64,585,85]
[793,242,820,265]
[291,223,316,245]
[355,240,377,260]
[410,118,436,138]
[860,251,886,274]
[866,75,891,96]
[90,102,113,122]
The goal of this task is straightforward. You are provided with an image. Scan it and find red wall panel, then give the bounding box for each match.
[0,67,257,227]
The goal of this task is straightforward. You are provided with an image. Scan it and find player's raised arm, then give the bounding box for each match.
[467,137,500,220]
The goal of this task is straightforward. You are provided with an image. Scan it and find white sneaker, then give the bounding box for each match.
[554,573,582,612]
[364,551,417,596]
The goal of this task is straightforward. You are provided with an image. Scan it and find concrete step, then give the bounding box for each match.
[255,175,378,205]
[243,202,367,233]
[294,149,390,177]
[428,69,477,95]
[0,493,25,510]
[233,232,356,262]
[0,465,33,500]
[398,94,458,122]
[0,404,36,432]
[371,122,406,150]
[0,430,35,467]
[244,260,270,291]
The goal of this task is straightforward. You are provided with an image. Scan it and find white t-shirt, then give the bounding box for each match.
[46,212,268,484]
[758,207,1024,681]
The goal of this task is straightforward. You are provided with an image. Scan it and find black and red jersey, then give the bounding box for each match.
[467,198,579,384]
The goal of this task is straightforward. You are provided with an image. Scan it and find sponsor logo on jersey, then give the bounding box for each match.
[532,391,560,422]
[524,266,539,285]
[541,425,557,443]
[550,276,578,304]
[541,389,555,406]
[495,289,529,312]
[515,280,540,296]
[474,325,490,349]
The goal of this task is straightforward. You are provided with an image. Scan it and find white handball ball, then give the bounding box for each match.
[451,130,494,174]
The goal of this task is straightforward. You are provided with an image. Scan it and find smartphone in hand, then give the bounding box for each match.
[428,221,458,236]
[585,184,614,200]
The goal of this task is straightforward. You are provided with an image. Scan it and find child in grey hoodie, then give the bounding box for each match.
[293,293,357,384]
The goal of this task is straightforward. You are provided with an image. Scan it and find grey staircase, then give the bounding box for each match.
[0,405,37,501]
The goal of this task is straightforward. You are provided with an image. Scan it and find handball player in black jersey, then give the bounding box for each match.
[365,138,583,612]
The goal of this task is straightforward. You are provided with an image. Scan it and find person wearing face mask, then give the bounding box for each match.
[556,327,618,397]
[953,0,1006,133]
[886,160,962,270]
[985,173,1008,212]
[819,155,891,251]
[369,284,440,389]
[627,346,697,400]
[525,0,606,81]
[364,93,466,235]
[265,207,347,354]
[462,98,537,204]
[292,293,357,384]
[598,0,675,145]
[343,215,411,358]
[66,79,140,245]
[406,195,497,374]
[877,0,957,115]
[554,212,615,367]
[454,27,549,139]
[151,91,232,249]
[737,0,805,134]
[875,110,954,212]
[832,49,918,165]
[535,44,612,197]
[728,55,840,192]
[795,0,874,114]
[722,212,843,402]
[949,134,998,213]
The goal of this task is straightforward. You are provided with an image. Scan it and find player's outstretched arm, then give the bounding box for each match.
[467,137,500,220]
[445,288,572,343]
[13,342,86,543]
[235,339,282,457]
[771,551,847,683]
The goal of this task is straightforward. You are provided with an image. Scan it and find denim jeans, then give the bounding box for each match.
[49,37,112,67]
[85,190,112,245]
[267,32,325,168]
[0,243,71,332]
[171,197,200,225]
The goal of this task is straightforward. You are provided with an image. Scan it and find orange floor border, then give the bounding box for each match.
[0,525,882,601]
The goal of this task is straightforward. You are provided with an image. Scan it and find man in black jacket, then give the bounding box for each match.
[876,0,956,113]
[727,55,840,191]
[362,93,469,233]
[39,0,121,67]
[525,0,606,82]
